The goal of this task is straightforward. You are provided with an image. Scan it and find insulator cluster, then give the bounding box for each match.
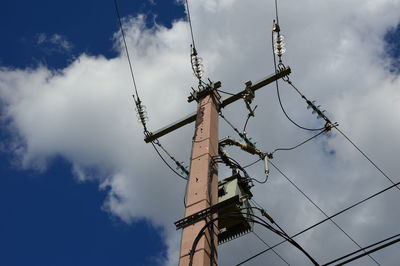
[307,100,327,120]
[135,103,149,125]
[191,54,204,80]
[274,34,286,56]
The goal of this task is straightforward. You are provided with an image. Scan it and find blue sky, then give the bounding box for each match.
[1,1,400,266]
[0,1,183,266]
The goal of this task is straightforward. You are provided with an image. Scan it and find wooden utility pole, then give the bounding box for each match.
[179,90,221,266]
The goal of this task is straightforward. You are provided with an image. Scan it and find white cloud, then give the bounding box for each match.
[2,0,400,265]
[35,33,73,53]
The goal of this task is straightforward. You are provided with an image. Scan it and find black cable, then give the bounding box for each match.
[334,126,400,191]
[271,128,327,155]
[113,0,140,102]
[322,233,400,265]
[268,160,381,265]
[252,231,291,266]
[271,30,325,132]
[189,213,319,266]
[243,115,251,133]
[151,142,188,181]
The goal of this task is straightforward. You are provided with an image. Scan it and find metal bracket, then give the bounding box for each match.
[188,81,222,103]
[174,195,240,230]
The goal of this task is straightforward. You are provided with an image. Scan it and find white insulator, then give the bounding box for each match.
[274,34,286,56]
[136,104,148,124]
[191,55,204,79]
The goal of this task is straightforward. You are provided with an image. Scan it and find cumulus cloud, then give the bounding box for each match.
[1,0,400,265]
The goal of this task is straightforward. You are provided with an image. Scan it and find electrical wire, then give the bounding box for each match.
[274,0,280,25]
[189,213,319,266]
[243,115,251,133]
[238,177,400,265]
[243,158,262,169]
[151,142,188,181]
[268,160,381,265]
[271,128,327,156]
[113,0,140,102]
[322,233,400,265]
[252,231,291,266]
[285,78,400,192]
[184,0,196,49]
[217,89,236,96]
[237,163,393,265]
[271,30,325,132]
[334,126,400,191]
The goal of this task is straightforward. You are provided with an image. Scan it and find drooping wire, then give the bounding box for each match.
[151,142,188,181]
[153,140,189,176]
[270,128,327,156]
[285,79,400,192]
[271,29,325,132]
[189,213,319,266]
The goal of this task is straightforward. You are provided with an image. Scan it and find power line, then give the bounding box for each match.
[113,0,140,101]
[237,161,381,265]
[269,161,381,265]
[184,0,197,49]
[284,78,400,192]
[236,177,400,266]
[271,32,325,132]
[252,231,290,266]
[322,233,400,265]
[334,126,400,191]
[151,142,188,181]
[243,158,262,169]
[270,128,327,156]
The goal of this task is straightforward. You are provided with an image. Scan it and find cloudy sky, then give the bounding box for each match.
[1,0,400,265]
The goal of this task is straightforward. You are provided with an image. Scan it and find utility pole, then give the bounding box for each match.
[144,67,290,266]
[179,88,221,266]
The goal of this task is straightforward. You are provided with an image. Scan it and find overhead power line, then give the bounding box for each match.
[236,177,400,265]
[322,233,400,265]
[184,0,197,49]
[269,161,380,265]
[284,77,400,192]
[252,231,290,265]
[113,0,140,101]
[270,128,327,156]
[236,161,381,265]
